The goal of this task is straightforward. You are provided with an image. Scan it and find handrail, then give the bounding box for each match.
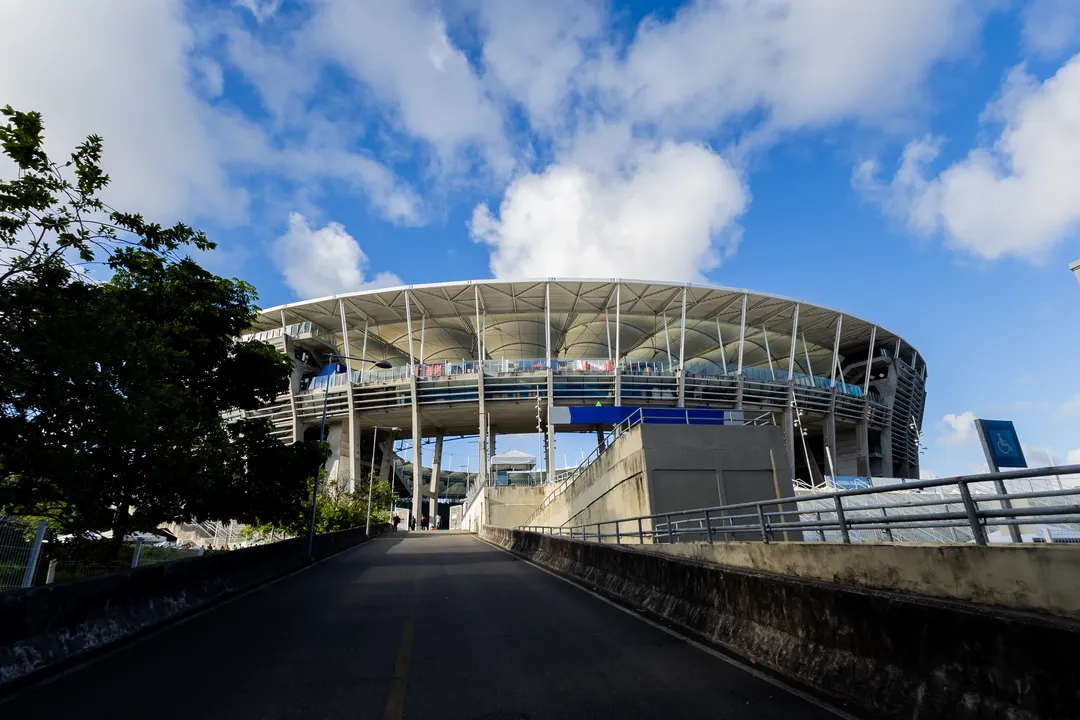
[518,464,1080,547]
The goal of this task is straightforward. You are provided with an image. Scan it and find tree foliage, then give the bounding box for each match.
[0,106,321,538]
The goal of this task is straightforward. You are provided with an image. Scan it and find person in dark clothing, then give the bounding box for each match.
[409,515,416,531]
[392,515,400,532]
[420,514,429,531]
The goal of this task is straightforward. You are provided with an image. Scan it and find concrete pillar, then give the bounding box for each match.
[488,423,496,460]
[596,426,606,453]
[855,419,870,477]
[477,370,487,487]
[546,369,556,483]
[410,375,422,523]
[428,431,443,521]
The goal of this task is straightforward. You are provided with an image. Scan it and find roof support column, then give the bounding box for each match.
[410,373,422,526]
[419,314,425,367]
[677,286,687,408]
[428,430,443,524]
[762,326,776,381]
[826,314,844,480]
[736,293,747,409]
[785,304,800,479]
[857,326,878,479]
[614,283,622,406]
[405,290,415,375]
[715,317,727,373]
[360,320,369,383]
[474,285,487,489]
[545,282,555,484]
[339,299,357,493]
[281,309,299,443]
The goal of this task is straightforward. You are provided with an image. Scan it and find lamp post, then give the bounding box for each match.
[366,425,400,536]
[309,353,392,559]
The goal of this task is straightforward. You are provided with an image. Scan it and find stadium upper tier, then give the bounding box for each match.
[242,279,927,480]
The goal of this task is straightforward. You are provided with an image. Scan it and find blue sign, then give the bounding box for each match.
[974,419,1027,469]
[548,406,727,426]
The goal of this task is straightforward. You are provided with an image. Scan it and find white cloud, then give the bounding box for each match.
[272,213,401,298]
[1068,449,1080,465]
[470,135,747,281]
[593,0,982,134]
[941,411,978,446]
[856,54,1080,260]
[1021,0,1080,58]
[235,0,282,24]
[0,0,246,225]
[305,0,512,176]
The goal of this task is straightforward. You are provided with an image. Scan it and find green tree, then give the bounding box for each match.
[0,106,320,538]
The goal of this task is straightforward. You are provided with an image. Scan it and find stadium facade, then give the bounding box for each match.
[240,279,927,516]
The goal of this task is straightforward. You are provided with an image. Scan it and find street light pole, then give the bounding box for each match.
[308,354,392,559]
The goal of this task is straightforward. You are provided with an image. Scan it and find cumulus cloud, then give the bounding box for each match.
[941,411,978,446]
[272,213,401,298]
[856,54,1080,261]
[1069,449,1080,465]
[0,0,246,225]
[1058,392,1080,417]
[1021,0,1080,58]
[235,0,283,24]
[470,136,747,280]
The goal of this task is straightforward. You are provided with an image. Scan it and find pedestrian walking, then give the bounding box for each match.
[392,514,400,532]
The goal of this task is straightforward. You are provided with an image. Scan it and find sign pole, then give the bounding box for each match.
[974,419,1024,543]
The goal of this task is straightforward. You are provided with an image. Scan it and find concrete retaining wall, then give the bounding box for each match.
[481,527,1080,720]
[650,540,1080,618]
[461,486,545,533]
[0,524,389,687]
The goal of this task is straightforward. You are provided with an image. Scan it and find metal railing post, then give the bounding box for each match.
[833,496,850,543]
[131,537,144,568]
[757,505,769,542]
[615,521,621,545]
[21,520,47,588]
[704,509,713,544]
[666,515,674,544]
[45,558,57,585]
[638,517,644,544]
[958,480,987,546]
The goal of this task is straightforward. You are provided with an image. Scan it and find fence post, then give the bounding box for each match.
[46,558,57,585]
[21,520,47,588]
[833,496,850,543]
[666,515,674,544]
[615,520,621,545]
[638,517,644,544]
[131,537,144,568]
[704,509,713,544]
[958,480,987,546]
[756,505,769,542]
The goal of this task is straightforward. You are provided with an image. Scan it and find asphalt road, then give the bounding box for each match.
[1,532,842,719]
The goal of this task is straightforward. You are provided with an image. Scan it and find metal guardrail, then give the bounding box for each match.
[0,516,47,590]
[519,465,1080,547]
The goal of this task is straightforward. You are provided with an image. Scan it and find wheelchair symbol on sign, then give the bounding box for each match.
[995,432,1015,456]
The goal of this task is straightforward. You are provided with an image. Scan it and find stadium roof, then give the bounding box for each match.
[251,279,922,377]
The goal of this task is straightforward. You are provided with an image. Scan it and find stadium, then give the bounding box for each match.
[238,279,927,519]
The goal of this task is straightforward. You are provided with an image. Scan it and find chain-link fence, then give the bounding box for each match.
[0,515,47,591]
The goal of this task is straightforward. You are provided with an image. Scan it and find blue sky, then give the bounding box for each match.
[2,0,1078,477]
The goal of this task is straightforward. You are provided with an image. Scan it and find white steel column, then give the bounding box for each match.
[663,315,673,371]
[857,325,877,479]
[281,309,299,443]
[715,317,727,373]
[338,299,357,492]
[826,314,843,473]
[428,430,443,523]
[614,283,622,406]
[862,326,878,395]
[785,304,800,479]
[545,282,555,484]
[605,309,612,363]
[736,293,747,409]
[677,287,687,407]
[410,377,422,524]
[419,315,425,366]
[474,285,487,488]
[405,291,415,375]
[802,335,814,379]
[762,326,775,381]
[360,320,369,383]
